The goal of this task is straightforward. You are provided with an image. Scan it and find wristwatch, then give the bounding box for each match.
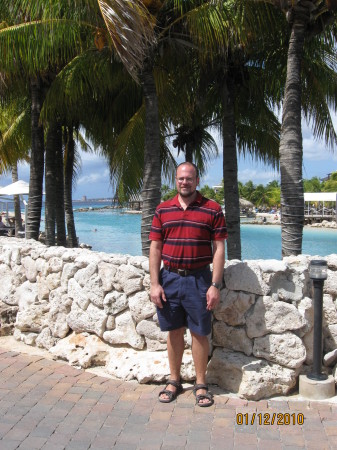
[211,281,222,290]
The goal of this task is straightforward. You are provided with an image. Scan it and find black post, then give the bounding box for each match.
[307,279,327,381]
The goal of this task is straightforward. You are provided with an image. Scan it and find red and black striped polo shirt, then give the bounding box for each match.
[149,192,227,270]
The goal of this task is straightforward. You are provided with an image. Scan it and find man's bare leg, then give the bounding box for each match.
[159,327,185,401]
[191,331,211,405]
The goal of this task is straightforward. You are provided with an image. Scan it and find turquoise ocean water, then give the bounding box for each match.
[71,201,336,260]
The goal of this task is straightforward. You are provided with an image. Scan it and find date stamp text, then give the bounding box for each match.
[236,412,304,426]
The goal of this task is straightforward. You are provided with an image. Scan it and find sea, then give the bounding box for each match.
[1,199,335,260]
[70,201,336,260]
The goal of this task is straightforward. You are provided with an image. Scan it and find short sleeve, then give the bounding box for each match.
[149,209,163,241]
[211,209,228,240]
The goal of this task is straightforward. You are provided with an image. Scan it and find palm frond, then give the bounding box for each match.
[97,0,156,80]
[10,0,100,23]
[107,105,146,198]
[0,103,31,174]
[0,19,94,76]
[301,33,337,150]
[70,139,83,188]
[42,48,140,128]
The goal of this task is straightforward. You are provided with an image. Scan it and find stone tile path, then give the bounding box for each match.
[0,347,336,449]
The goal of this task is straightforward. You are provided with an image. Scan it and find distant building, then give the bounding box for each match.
[82,196,87,202]
[212,185,223,194]
[320,172,336,182]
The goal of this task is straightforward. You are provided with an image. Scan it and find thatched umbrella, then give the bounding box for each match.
[239,198,254,208]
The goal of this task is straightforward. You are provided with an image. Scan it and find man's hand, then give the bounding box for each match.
[150,283,166,309]
[206,285,220,311]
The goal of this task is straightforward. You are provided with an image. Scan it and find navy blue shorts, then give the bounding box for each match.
[157,267,212,336]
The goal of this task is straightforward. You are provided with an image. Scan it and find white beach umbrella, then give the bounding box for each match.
[0,180,30,238]
[0,180,30,195]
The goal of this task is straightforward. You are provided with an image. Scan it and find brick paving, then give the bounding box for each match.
[0,347,336,449]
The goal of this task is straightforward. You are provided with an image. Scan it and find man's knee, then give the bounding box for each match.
[168,327,185,341]
[191,332,210,352]
[169,327,185,336]
[190,331,208,341]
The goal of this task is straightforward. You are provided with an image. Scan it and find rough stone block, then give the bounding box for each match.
[224,261,270,295]
[50,332,110,368]
[246,296,306,338]
[214,288,255,326]
[207,348,297,400]
[253,332,306,368]
[67,302,107,338]
[136,319,168,343]
[0,303,18,336]
[103,311,145,349]
[103,291,128,315]
[106,347,195,383]
[213,321,253,356]
[128,291,156,323]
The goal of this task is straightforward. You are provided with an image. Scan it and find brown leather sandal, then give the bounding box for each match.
[193,384,214,407]
[158,379,183,403]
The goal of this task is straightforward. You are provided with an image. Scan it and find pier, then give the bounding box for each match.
[304,192,337,225]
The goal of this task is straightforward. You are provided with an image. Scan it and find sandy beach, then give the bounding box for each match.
[247,212,337,229]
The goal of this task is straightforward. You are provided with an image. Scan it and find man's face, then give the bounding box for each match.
[175,164,199,198]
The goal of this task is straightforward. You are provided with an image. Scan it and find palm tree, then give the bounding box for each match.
[240,181,256,201]
[164,57,219,169]
[0,0,96,240]
[97,0,229,256]
[215,53,280,259]
[183,2,282,260]
[44,122,67,246]
[322,171,337,192]
[41,45,147,198]
[11,163,24,234]
[257,0,337,256]
[28,76,47,240]
[0,99,30,235]
[219,0,337,258]
[303,176,322,192]
[63,126,80,247]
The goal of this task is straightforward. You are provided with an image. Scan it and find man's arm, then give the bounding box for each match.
[149,240,166,309]
[212,240,225,285]
[206,240,225,310]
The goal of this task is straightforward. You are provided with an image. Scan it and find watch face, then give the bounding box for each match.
[212,282,221,289]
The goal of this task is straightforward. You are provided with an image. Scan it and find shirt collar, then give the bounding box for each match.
[171,191,203,208]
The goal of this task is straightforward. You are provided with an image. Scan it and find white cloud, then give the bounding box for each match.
[77,169,109,185]
[302,136,335,161]
[238,168,279,184]
[302,116,337,161]
[79,151,106,163]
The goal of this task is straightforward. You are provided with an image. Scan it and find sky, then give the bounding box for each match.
[1,118,337,201]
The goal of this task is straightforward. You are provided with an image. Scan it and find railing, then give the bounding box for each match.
[305,207,336,217]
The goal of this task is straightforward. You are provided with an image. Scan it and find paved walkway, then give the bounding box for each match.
[0,347,336,450]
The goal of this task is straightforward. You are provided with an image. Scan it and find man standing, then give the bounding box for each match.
[149,162,227,407]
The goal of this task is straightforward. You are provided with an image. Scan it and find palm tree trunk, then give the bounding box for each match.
[185,142,193,163]
[45,124,57,246]
[26,76,45,241]
[279,20,305,257]
[11,163,23,236]
[140,65,161,257]
[222,77,241,260]
[54,125,67,246]
[64,127,78,247]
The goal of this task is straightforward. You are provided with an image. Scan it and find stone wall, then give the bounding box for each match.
[0,237,336,400]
